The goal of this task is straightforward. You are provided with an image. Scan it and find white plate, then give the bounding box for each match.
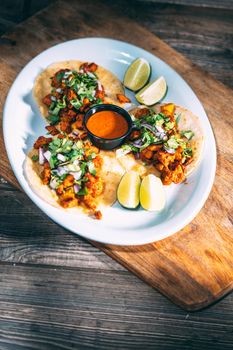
[3,38,216,246]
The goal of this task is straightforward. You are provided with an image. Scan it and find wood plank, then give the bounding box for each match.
[0,0,233,311]
[0,264,232,350]
[108,0,233,88]
[140,0,233,10]
[0,184,124,271]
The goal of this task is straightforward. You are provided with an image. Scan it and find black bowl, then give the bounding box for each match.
[84,104,133,150]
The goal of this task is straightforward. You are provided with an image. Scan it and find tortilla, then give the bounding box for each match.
[152,104,204,176]
[24,148,125,214]
[117,153,160,178]
[33,60,125,119]
[98,150,125,208]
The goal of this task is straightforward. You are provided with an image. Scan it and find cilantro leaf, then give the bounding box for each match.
[181,130,195,140]
[77,186,88,196]
[31,155,39,162]
[175,113,181,124]
[183,147,193,157]
[47,114,60,125]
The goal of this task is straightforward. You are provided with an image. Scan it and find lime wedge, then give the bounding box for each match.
[140,174,166,211]
[117,171,141,209]
[123,58,151,91]
[135,76,167,106]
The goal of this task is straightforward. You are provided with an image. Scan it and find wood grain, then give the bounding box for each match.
[0,263,233,350]
[0,0,233,312]
[1,0,233,89]
[107,0,233,88]
[141,0,233,9]
[1,191,233,349]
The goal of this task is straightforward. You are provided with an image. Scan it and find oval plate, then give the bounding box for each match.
[3,38,216,246]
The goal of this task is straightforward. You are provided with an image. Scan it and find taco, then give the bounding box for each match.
[33,60,128,136]
[117,103,204,185]
[24,134,125,219]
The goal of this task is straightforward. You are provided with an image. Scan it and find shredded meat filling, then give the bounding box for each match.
[34,136,52,149]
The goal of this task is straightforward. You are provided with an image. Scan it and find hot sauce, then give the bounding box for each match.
[86,110,129,139]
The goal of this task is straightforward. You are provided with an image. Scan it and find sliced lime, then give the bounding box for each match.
[135,76,167,106]
[140,174,166,211]
[117,171,141,209]
[123,58,151,91]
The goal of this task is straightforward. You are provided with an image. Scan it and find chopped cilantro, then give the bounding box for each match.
[181,130,194,140]
[47,114,60,125]
[60,174,67,181]
[141,130,158,149]
[145,113,164,125]
[175,113,181,124]
[88,161,96,176]
[133,119,141,129]
[48,138,62,152]
[57,95,66,109]
[31,155,39,162]
[167,137,179,149]
[183,147,193,157]
[49,101,56,111]
[88,152,96,160]
[49,155,57,169]
[78,186,88,196]
[49,96,66,116]
[165,122,175,130]
[122,144,138,153]
[56,71,65,82]
[70,99,82,110]
[80,162,87,176]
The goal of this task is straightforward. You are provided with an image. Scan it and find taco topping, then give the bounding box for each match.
[32,135,104,218]
[42,62,105,134]
[119,103,195,185]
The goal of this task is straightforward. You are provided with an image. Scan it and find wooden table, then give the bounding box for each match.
[0,1,233,348]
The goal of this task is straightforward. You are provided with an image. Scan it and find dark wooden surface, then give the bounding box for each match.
[0,0,233,349]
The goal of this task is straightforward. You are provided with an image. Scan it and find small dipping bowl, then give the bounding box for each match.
[84,104,133,150]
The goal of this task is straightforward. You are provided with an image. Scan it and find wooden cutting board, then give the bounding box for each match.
[0,0,232,311]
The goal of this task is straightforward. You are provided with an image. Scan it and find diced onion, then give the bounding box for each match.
[73,159,80,166]
[49,179,58,189]
[155,125,165,133]
[74,184,80,194]
[57,166,67,176]
[132,139,144,148]
[63,71,72,78]
[70,171,82,180]
[163,145,176,154]
[39,148,45,165]
[44,150,51,161]
[97,81,103,91]
[87,72,96,78]
[57,153,66,162]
